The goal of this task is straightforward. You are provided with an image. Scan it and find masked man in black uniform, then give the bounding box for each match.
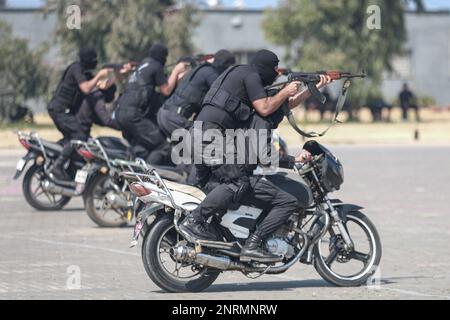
[48,48,110,180]
[115,43,186,164]
[156,49,236,139]
[180,49,332,262]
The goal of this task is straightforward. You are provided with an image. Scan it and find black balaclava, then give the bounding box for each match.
[250,49,280,86]
[212,50,236,74]
[79,48,98,70]
[100,84,117,104]
[149,43,169,66]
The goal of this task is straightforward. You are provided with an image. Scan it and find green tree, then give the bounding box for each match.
[48,0,198,65]
[263,0,424,104]
[0,20,49,124]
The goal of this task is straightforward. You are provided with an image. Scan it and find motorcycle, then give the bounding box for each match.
[13,131,128,211]
[121,141,382,293]
[73,138,188,228]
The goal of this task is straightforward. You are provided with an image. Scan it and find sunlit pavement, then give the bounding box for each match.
[0,145,449,300]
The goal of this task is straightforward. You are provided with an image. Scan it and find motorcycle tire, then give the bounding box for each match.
[23,164,71,211]
[141,215,220,293]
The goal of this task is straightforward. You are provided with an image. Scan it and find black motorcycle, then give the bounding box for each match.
[73,138,188,227]
[14,131,129,211]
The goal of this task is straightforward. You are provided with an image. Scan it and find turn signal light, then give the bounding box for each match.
[78,148,95,160]
[129,183,152,197]
[19,139,30,150]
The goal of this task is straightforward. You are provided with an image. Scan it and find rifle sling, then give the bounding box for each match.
[283,79,352,138]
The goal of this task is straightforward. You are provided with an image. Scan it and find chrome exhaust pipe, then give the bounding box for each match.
[170,245,241,271]
[42,180,79,197]
[105,191,128,209]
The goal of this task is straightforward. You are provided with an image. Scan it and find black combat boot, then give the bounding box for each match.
[240,233,281,263]
[51,157,71,181]
[179,215,218,242]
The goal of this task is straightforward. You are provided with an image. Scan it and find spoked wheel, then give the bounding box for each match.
[84,174,129,228]
[313,210,382,287]
[23,164,71,211]
[141,216,220,293]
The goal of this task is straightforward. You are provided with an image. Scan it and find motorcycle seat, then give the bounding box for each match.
[150,165,187,183]
[97,136,129,151]
[104,148,130,160]
[163,180,206,201]
[41,140,63,153]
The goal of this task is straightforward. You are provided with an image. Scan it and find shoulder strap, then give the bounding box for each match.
[217,65,242,87]
[134,58,153,87]
[188,62,212,82]
[59,62,77,83]
[283,79,351,138]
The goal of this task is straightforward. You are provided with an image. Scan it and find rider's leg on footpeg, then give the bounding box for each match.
[240,231,281,263]
[179,214,218,242]
[51,155,71,181]
[180,184,235,242]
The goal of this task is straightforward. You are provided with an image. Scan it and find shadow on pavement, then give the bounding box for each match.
[205,279,331,292]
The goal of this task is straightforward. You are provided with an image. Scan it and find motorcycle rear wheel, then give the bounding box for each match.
[141,216,220,293]
[23,164,71,211]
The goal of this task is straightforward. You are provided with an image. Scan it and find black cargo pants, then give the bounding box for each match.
[115,98,167,164]
[48,101,88,161]
[192,175,302,237]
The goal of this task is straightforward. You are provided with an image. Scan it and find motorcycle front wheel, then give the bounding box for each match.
[141,216,220,293]
[313,210,382,287]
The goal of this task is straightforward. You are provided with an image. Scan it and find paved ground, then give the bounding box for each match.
[0,145,449,300]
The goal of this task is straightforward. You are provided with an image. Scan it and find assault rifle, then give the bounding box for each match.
[102,62,138,74]
[166,53,215,69]
[269,70,366,104]
[269,70,366,138]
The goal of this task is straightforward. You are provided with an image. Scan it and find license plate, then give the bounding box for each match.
[16,159,26,171]
[75,170,88,184]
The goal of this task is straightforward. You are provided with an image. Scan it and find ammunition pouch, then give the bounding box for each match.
[203,65,253,123]
[165,63,211,119]
[204,87,252,122]
[53,63,85,109]
[124,58,156,113]
[54,83,84,108]
[123,84,154,114]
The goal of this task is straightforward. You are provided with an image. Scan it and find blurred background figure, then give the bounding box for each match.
[399,83,420,122]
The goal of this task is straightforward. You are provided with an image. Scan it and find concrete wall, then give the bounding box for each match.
[382,11,450,106]
[192,9,284,62]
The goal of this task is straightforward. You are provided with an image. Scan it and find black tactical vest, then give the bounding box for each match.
[164,63,212,118]
[202,65,253,128]
[54,63,85,110]
[125,58,156,112]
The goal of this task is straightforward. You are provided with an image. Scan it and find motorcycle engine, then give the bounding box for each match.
[265,238,295,259]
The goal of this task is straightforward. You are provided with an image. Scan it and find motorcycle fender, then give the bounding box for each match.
[139,203,165,236]
[79,164,103,197]
[83,163,103,186]
[13,151,36,180]
[331,201,364,223]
